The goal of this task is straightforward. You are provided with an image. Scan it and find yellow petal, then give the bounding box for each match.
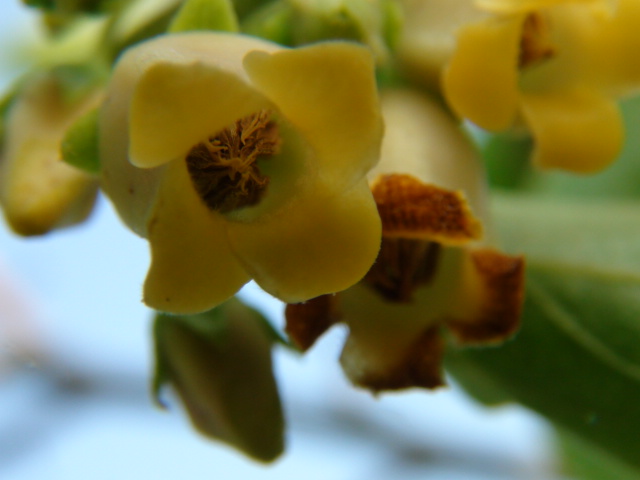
[226,178,381,303]
[130,62,269,168]
[244,42,383,188]
[144,160,250,314]
[443,15,522,130]
[520,87,623,172]
[575,0,640,94]
[476,0,614,14]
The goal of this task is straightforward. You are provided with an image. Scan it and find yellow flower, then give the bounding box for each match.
[443,0,640,172]
[100,32,383,314]
[0,72,100,236]
[286,89,524,391]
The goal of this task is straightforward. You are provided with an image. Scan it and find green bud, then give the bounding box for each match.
[61,107,100,173]
[169,0,239,33]
[287,0,399,63]
[153,298,285,462]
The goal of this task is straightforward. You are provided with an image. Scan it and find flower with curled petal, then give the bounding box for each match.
[286,89,525,391]
[443,0,640,173]
[100,32,383,314]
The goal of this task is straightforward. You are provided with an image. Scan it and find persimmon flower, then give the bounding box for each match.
[443,0,640,172]
[286,89,525,391]
[100,32,383,314]
[0,72,100,236]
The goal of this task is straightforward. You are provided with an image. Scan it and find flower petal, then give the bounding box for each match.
[130,62,269,168]
[243,42,383,187]
[226,179,381,303]
[520,87,623,172]
[285,295,340,351]
[370,174,483,245]
[476,0,613,15]
[144,160,250,313]
[577,0,640,94]
[341,322,446,391]
[447,247,525,344]
[443,15,522,130]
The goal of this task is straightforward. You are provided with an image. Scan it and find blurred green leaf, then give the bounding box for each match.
[61,107,100,173]
[23,0,115,14]
[153,298,285,462]
[446,194,640,471]
[105,0,183,62]
[480,130,534,190]
[559,429,640,480]
[168,0,239,33]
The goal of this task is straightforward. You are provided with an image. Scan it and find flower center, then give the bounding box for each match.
[519,12,555,70]
[185,110,281,213]
[364,238,441,303]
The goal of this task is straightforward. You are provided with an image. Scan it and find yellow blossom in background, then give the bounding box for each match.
[286,89,524,391]
[443,0,640,172]
[100,32,383,314]
[0,72,100,236]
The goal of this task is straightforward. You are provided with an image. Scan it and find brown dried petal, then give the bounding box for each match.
[370,174,482,244]
[285,295,341,351]
[448,248,525,344]
[341,326,446,392]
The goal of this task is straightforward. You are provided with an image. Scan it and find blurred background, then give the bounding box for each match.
[0,2,565,479]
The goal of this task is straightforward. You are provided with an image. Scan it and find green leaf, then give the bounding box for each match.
[105,0,183,62]
[152,298,285,462]
[480,130,534,190]
[22,0,115,14]
[61,107,100,174]
[168,0,239,33]
[559,429,640,480]
[446,195,640,471]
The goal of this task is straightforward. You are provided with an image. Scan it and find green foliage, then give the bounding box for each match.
[446,194,640,472]
[241,0,295,45]
[168,0,239,33]
[61,107,100,174]
[22,0,115,14]
[559,429,640,480]
[152,298,285,462]
[481,130,534,190]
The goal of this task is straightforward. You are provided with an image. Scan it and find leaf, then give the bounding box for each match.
[558,429,640,480]
[22,0,114,14]
[168,0,239,33]
[480,130,534,190]
[152,297,285,462]
[445,194,640,471]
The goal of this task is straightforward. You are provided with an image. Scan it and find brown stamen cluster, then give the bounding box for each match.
[362,174,481,302]
[185,110,281,213]
[519,12,556,69]
[364,239,441,303]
